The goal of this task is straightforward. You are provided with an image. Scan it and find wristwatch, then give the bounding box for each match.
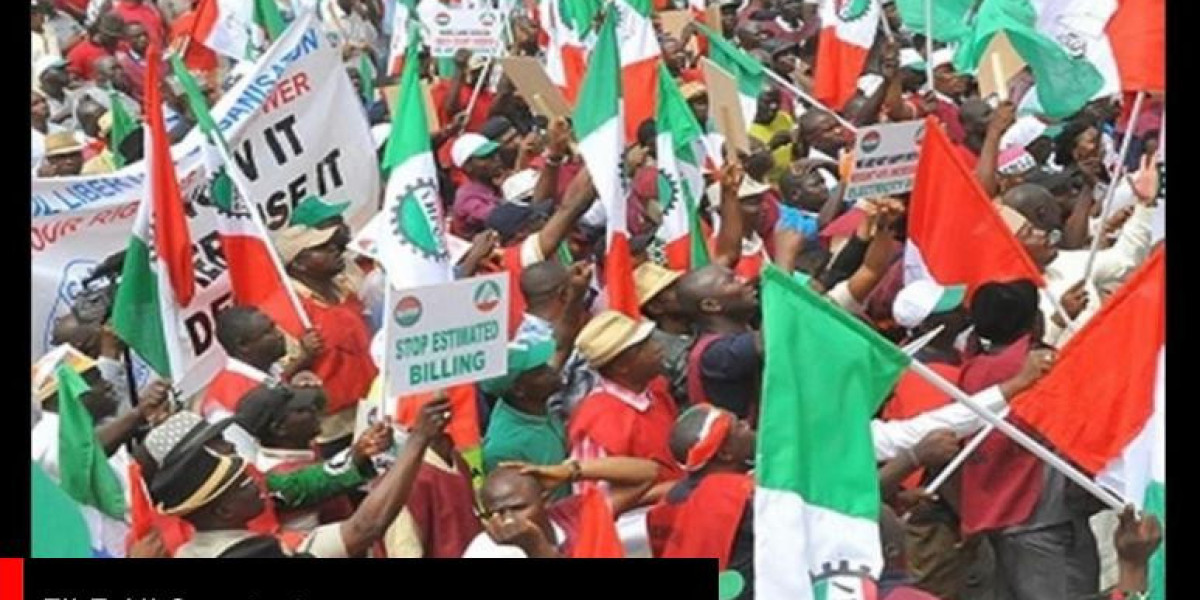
[563,459,583,483]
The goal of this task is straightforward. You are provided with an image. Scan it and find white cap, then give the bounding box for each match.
[450,133,500,169]
[892,280,967,330]
[899,48,926,71]
[858,73,885,97]
[371,123,391,150]
[930,48,956,71]
[33,55,67,81]
[1000,116,1049,151]
[501,169,539,204]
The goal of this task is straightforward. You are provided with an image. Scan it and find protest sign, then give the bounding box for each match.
[203,13,380,234]
[384,273,509,397]
[31,148,233,398]
[498,57,572,119]
[978,32,1025,102]
[845,120,925,202]
[660,10,693,42]
[702,58,750,155]
[419,4,505,58]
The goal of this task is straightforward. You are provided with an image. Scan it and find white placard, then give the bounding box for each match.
[845,120,926,202]
[419,5,505,58]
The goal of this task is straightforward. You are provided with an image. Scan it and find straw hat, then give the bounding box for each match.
[635,262,683,307]
[575,311,657,369]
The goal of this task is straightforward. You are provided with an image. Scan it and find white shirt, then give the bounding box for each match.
[462,520,567,558]
[871,385,1008,461]
[1039,203,1153,348]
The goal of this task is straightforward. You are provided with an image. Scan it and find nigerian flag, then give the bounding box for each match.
[696,24,764,130]
[107,88,137,168]
[56,366,127,519]
[654,62,709,271]
[756,265,910,599]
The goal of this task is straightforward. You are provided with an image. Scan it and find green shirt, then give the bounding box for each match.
[482,400,568,499]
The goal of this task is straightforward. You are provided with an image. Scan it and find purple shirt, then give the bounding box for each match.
[452,179,502,238]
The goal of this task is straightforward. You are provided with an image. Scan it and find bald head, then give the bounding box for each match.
[1002,183,1062,231]
[520,260,569,309]
[50,314,102,357]
[669,405,714,465]
[482,466,543,502]
[674,265,726,314]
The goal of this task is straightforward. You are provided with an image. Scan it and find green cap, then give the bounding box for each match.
[289,196,350,228]
[478,337,557,396]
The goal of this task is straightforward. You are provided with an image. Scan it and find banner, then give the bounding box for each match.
[385,273,509,397]
[31,147,233,398]
[200,12,380,233]
[419,4,505,58]
[845,120,926,202]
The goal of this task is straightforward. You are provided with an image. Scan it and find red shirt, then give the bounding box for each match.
[112,1,166,47]
[429,78,495,134]
[646,472,753,569]
[568,377,684,482]
[66,38,112,80]
[170,10,219,74]
[396,452,482,558]
[298,292,378,416]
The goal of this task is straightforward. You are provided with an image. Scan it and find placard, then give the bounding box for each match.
[499,56,573,119]
[701,58,749,156]
[844,120,925,201]
[420,5,505,58]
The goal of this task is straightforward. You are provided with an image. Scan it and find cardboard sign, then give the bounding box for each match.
[384,273,509,397]
[845,120,925,201]
[706,3,723,33]
[702,58,749,155]
[978,32,1025,102]
[420,5,505,58]
[660,9,693,41]
[499,56,573,119]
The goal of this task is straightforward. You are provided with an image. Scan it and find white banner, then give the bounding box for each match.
[419,4,505,58]
[200,12,380,233]
[385,273,509,397]
[845,120,925,202]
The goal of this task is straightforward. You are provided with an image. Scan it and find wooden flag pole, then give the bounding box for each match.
[907,359,1127,511]
[762,68,858,133]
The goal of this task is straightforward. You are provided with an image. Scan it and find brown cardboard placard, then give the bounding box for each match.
[498,56,573,120]
[660,10,693,41]
[706,4,723,33]
[701,57,749,155]
[978,32,1026,102]
[382,83,441,131]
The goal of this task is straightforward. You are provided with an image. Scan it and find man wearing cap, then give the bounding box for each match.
[66,13,124,81]
[35,55,79,128]
[635,262,692,405]
[463,456,661,558]
[882,280,970,426]
[568,311,684,484]
[147,395,452,558]
[235,384,392,532]
[37,130,85,176]
[929,46,970,144]
[279,221,378,455]
[451,132,506,237]
[480,337,569,487]
[707,163,772,283]
[287,195,367,293]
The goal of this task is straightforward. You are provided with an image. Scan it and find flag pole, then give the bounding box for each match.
[761,68,858,132]
[901,324,944,356]
[923,414,1002,496]
[906,358,1127,511]
[464,55,496,121]
[924,0,934,88]
[1041,287,1079,335]
[1081,90,1146,283]
[380,283,394,422]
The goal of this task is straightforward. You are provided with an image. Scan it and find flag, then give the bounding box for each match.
[359,53,376,104]
[952,0,1105,119]
[112,43,193,379]
[757,264,908,599]
[540,0,600,104]
[814,0,881,111]
[376,29,454,290]
[107,88,137,169]
[192,0,284,61]
[56,366,127,519]
[1106,0,1165,93]
[574,9,639,318]
[904,117,1045,294]
[894,0,975,43]
[385,0,417,77]
[169,54,311,339]
[654,62,708,270]
[126,462,191,557]
[614,0,661,144]
[696,24,764,130]
[1028,0,1120,98]
[572,486,625,558]
[1011,248,1164,598]
[31,461,92,558]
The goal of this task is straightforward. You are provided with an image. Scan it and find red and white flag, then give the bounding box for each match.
[540,0,594,105]
[614,0,661,144]
[814,0,881,111]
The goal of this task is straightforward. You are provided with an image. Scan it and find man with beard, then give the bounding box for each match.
[450,133,506,237]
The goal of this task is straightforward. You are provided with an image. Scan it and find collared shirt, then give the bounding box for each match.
[870,385,1007,461]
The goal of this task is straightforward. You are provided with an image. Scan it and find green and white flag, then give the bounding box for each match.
[373,29,453,291]
[653,62,709,271]
[56,365,127,519]
[696,23,764,130]
[756,264,910,599]
[107,88,137,169]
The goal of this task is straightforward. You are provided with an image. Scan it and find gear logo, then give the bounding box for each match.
[657,169,681,215]
[390,179,450,261]
[836,0,872,22]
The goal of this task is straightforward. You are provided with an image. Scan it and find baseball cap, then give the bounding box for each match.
[478,337,557,396]
[899,48,926,72]
[275,225,339,264]
[892,280,966,329]
[289,196,350,228]
[501,169,539,204]
[234,384,326,441]
[33,55,68,81]
[451,133,500,169]
[738,177,770,199]
[1000,116,1049,150]
[930,48,956,71]
[486,201,551,241]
